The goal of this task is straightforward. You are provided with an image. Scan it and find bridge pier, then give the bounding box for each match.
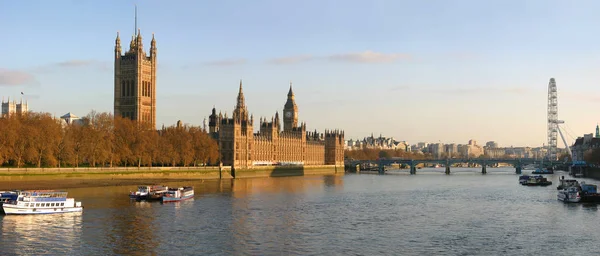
[409,161,416,174]
[482,165,487,174]
[378,164,385,174]
[516,166,522,174]
[445,165,451,175]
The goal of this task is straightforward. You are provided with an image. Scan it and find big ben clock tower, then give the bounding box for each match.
[283,82,298,131]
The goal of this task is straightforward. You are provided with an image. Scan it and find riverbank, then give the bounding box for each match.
[0,165,344,190]
[0,177,204,190]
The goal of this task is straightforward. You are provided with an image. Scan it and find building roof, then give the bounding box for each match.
[60,112,79,119]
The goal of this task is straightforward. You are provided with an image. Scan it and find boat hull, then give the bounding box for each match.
[532,171,554,174]
[558,192,580,203]
[580,195,600,203]
[162,193,194,203]
[526,182,552,186]
[3,205,83,215]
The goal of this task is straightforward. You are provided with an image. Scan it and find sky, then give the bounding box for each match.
[2,0,600,147]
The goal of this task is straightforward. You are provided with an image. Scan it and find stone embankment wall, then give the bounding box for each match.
[232,165,343,178]
[0,165,343,180]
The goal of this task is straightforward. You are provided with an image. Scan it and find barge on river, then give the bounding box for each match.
[558,181,600,203]
[2,190,82,215]
[162,187,194,203]
[130,185,169,201]
[519,175,552,186]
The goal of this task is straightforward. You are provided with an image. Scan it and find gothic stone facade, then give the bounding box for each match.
[114,29,157,128]
[209,81,344,170]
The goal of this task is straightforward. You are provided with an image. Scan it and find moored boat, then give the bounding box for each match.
[578,183,600,203]
[130,185,169,201]
[556,181,600,203]
[1,191,18,203]
[162,187,194,203]
[2,190,83,215]
[558,187,581,203]
[518,175,530,185]
[524,175,552,186]
[532,168,554,174]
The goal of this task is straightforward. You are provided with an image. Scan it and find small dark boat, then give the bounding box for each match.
[579,183,600,203]
[532,168,554,174]
[524,175,552,186]
[519,175,530,185]
[130,185,169,201]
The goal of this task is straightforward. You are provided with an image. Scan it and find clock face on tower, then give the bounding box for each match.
[285,111,292,118]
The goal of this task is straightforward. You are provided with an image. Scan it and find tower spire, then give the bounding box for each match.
[236,79,245,109]
[288,81,294,97]
[134,5,138,36]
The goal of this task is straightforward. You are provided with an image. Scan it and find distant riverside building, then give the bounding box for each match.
[445,143,458,157]
[483,146,547,159]
[1,97,28,117]
[572,132,600,162]
[209,82,344,170]
[59,112,82,125]
[345,134,405,151]
[113,29,157,129]
[429,143,444,159]
[486,141,499,148]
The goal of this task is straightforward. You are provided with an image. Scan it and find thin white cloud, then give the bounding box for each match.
[268,55,314,64]
[56,60,97,67]
[32,60,110,73]
[205,59,246,66]
[0,69,39,86]
[328,50,411,63]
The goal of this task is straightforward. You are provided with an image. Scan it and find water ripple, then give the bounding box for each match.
[2,170,600,255]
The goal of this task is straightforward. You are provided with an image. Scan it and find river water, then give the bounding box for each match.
[1,168,600,255]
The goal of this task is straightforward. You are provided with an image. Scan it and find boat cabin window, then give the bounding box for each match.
[35,203,40,207]
[60,203,64,206]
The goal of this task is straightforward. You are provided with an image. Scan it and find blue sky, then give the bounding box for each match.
[2,0,600,147]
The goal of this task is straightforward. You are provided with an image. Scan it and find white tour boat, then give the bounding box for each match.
[557,187,581,203]
[2,190,83,215]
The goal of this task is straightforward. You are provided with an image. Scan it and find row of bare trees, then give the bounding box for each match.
[0,111,219,168]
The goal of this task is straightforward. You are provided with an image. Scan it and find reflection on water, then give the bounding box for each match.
[1,212,83,255]
[3,171,600,255]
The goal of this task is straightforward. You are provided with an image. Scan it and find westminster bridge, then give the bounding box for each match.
[345,158,573,174]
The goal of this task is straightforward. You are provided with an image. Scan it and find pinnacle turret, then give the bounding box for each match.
[288,81,294,97]
[115,32,122,55]
[115,32,121,45]
[236,79,245,109]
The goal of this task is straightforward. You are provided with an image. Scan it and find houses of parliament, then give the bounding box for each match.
[113,29,157,128]
[208,82,345,170]
[112,26,344,170]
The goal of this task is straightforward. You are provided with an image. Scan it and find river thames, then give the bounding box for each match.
[1,168,600,255]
